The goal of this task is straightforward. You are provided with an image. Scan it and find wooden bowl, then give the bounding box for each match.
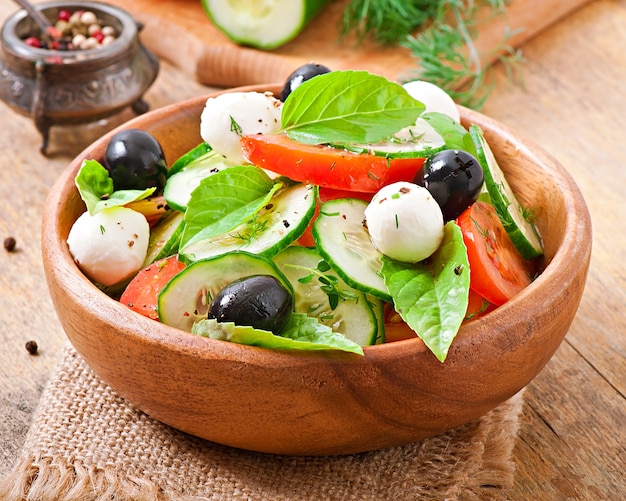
[41,85,592,456]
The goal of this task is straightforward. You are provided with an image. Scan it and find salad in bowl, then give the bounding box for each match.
[41,68,591,455]
[65,69,541,362]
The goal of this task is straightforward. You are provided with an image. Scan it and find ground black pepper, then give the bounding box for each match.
[4,236,16,252]
[25,340,38,355]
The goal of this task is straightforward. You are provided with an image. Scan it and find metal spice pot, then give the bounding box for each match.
[0,1,159,154]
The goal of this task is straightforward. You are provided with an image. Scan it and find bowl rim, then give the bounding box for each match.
[42,85,593,367]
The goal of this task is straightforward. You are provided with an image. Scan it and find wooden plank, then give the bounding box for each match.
[480,1,626,498]
[105,0,596,87]
[510,342,626,499]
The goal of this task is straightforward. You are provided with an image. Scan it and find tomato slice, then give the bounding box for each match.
[319,187,373,203]
[457,201,533,306]
[120,255,186,320]
[241,133,425,193]
[465,289,496,320]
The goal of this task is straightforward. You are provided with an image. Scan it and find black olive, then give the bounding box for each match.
[279,63,332,102]
[104,129,168,192]
[208,275,293,334]
[414,149,484,221]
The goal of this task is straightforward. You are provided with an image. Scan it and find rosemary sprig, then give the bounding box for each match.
[341,0,524,109]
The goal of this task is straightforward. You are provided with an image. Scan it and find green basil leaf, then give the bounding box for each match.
[93,188,156,214]
[192,313,363,355]
[75,160,114,214]
[75,159,155,215]
[381,221,470,362]
[180,165,280,249]
[281,70,425,144]
[421,112,477,155]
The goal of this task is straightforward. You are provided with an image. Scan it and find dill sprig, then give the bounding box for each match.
[340,0,439,45]
[292,260,359,310]
[340,0,524,109]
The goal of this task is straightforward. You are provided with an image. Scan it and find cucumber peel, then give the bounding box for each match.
[470,125,543,259]
[334,118,446,158]
[201,0,332,50]
[168,142,213,177]
[142,211,185,267]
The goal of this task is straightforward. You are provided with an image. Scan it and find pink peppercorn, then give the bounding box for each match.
[24,36,41,48]
[57,9,72,22]
[92,31,105,43]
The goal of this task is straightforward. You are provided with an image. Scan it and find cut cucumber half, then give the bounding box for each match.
[273,246,380,346]
[470,125,544,259]
[168,142,213,177]
[158,251,293,332]
[333,112,474,159]
[142,210,184,267]
[312,198,391,302]
[164,148,236,212]
[201,0,332,50]
[335,118,446,158]
[179,183,317,264]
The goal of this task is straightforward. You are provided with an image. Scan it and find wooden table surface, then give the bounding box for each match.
[1,1,624,499]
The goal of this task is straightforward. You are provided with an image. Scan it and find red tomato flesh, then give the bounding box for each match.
[465,289,496,319]
[120,255,186,320]
[319,187,373,203]
[241,133,426,193]
[456,201,533,306]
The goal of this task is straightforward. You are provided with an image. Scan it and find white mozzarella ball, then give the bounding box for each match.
[200,91,283,164]
[402,80,460,122]
[67,207,150,286]
[364,182,444,263]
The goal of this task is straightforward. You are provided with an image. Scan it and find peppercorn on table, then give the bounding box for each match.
[0,0,624,499]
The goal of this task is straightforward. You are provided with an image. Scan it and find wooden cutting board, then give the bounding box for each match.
[107,0,595,88]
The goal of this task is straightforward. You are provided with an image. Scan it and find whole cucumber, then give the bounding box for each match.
[202,0,333,50]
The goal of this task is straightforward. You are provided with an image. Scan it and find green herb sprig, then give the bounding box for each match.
[294,260,359,310]
[341,0,524,108]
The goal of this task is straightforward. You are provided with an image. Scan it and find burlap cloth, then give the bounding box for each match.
[0,344,524,500]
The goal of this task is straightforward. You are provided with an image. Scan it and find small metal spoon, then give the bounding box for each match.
[12,0,55,44]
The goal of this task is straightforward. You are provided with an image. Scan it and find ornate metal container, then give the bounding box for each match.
[0,1,159,154]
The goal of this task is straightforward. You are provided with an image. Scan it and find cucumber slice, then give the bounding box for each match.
[179,183,317,264]
[164,149,236,212]
[201,0,332,50]
[335,118,446,158]
[168,142,212,177]
[142,210,185,267]
[273,246,380,346]
[470,125,544,259]
[312,198,391,302]
[158,251,293,332]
